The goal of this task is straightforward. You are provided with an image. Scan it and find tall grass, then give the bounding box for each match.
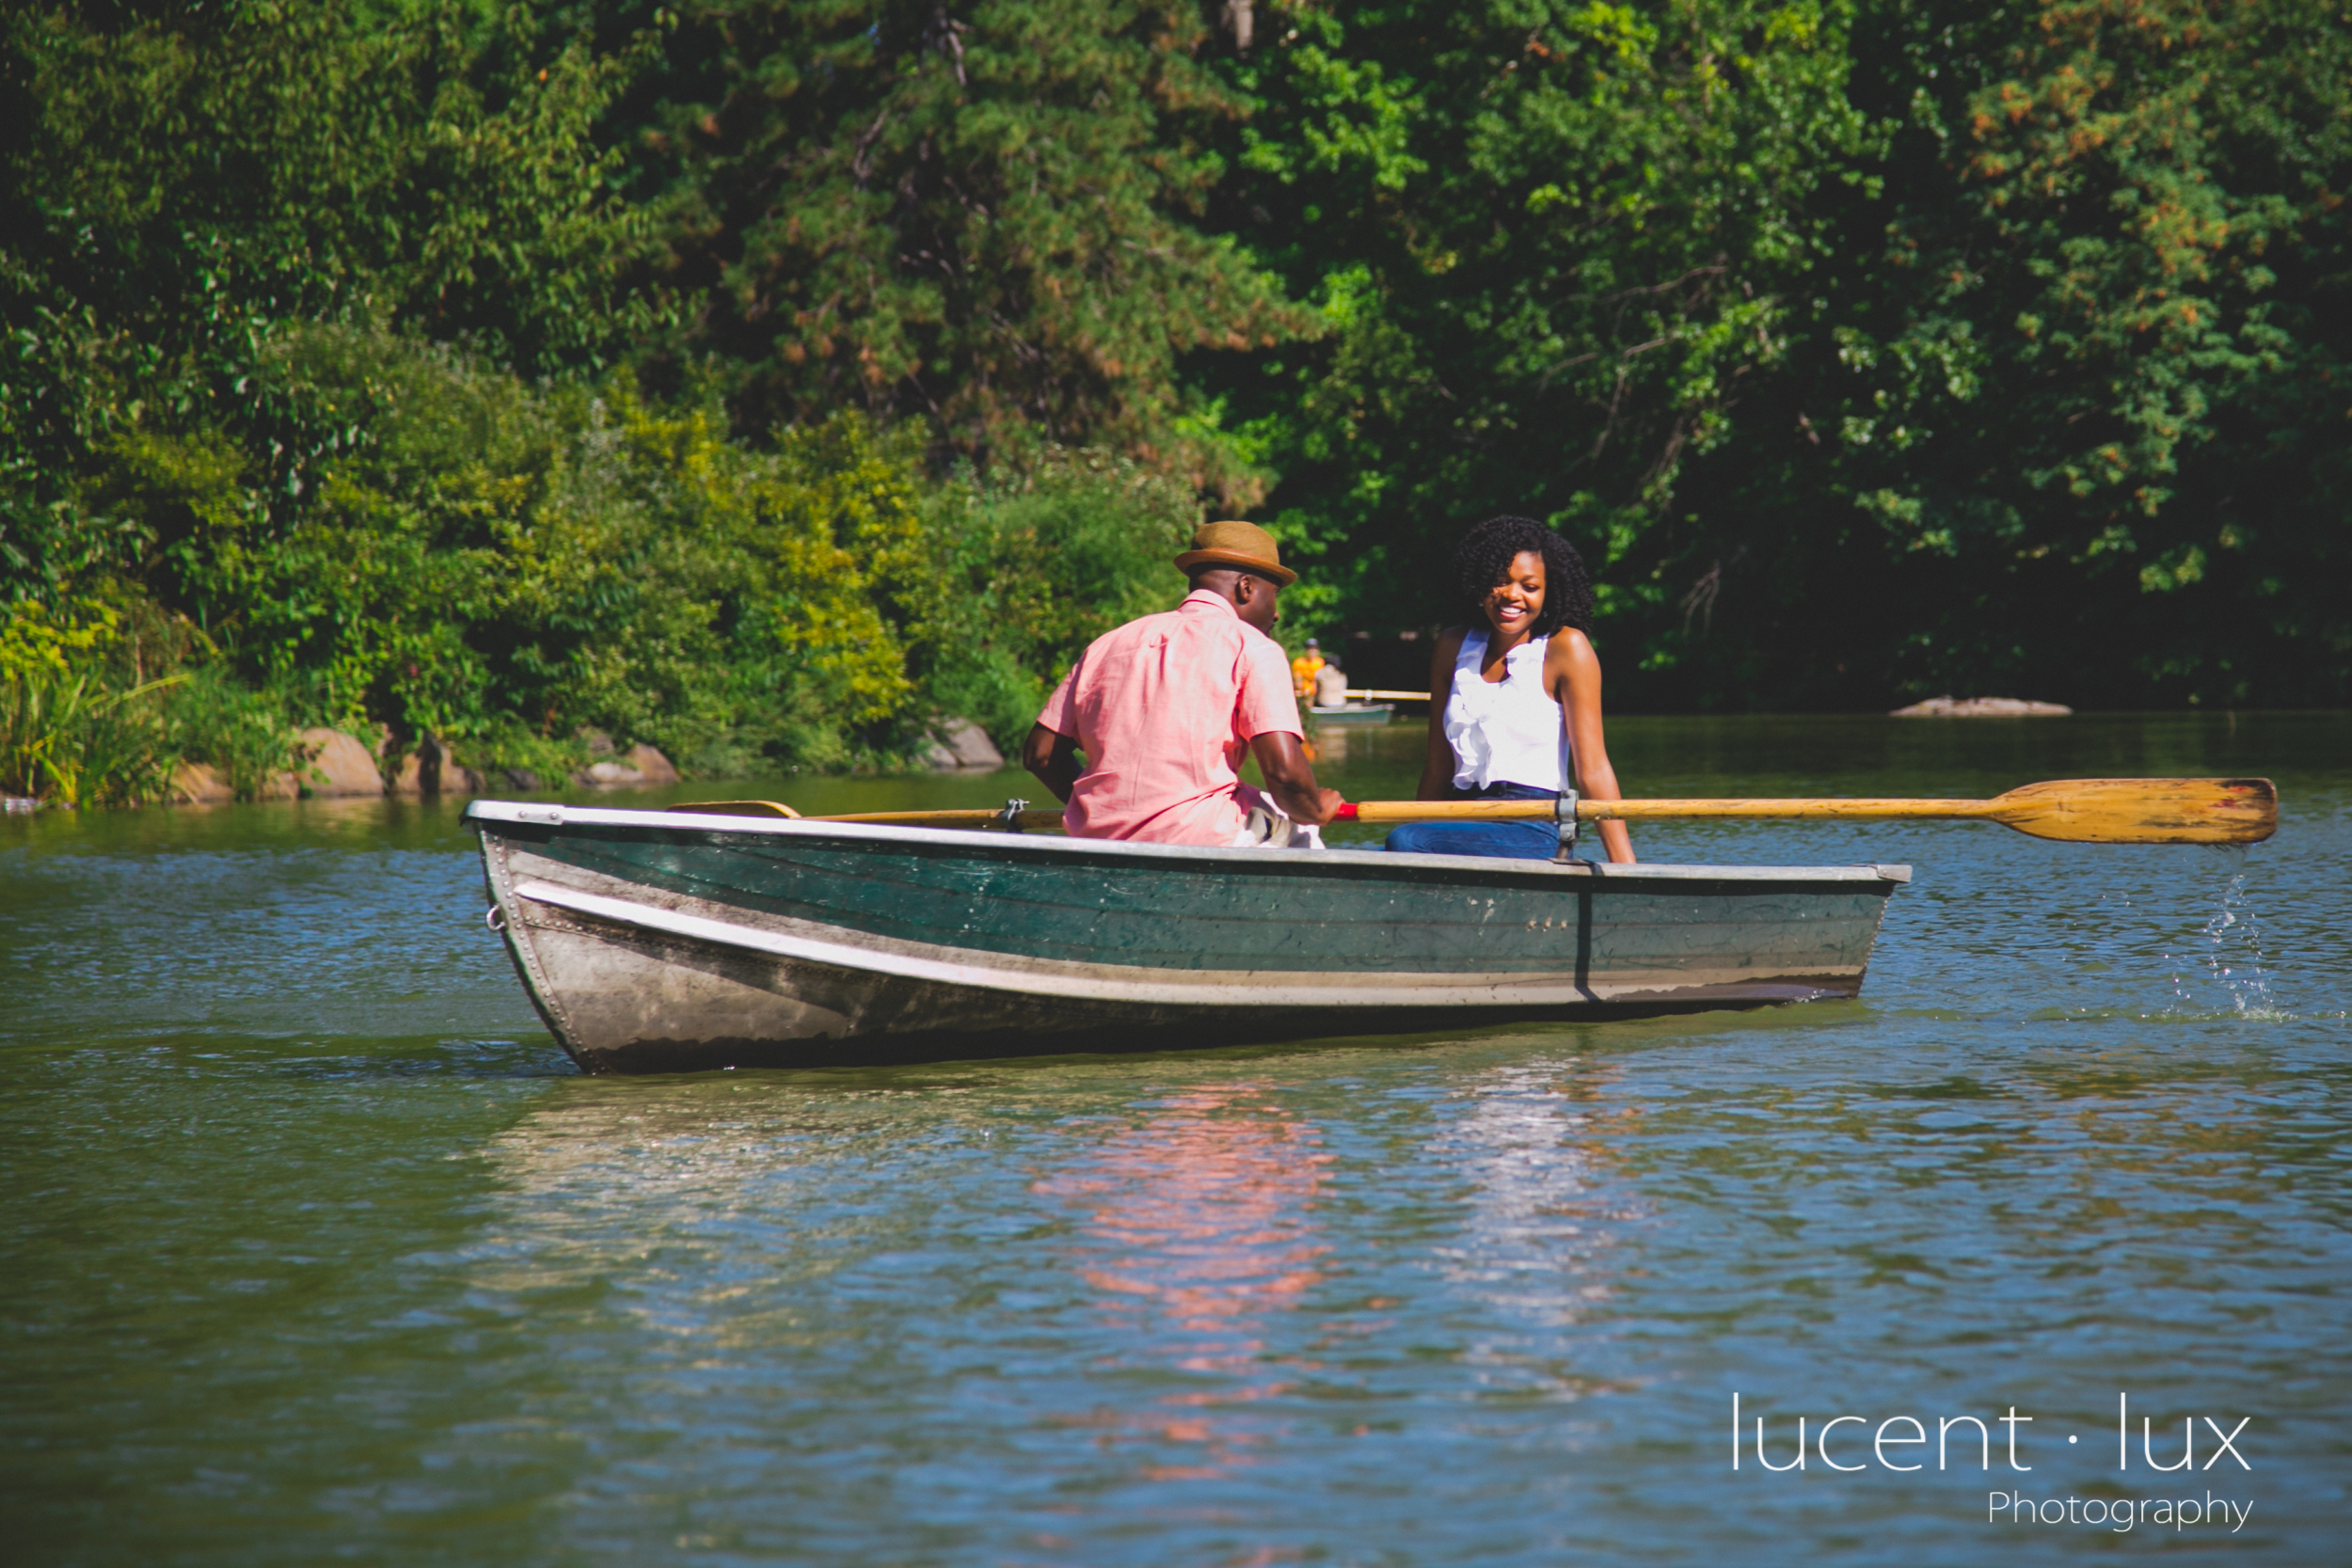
[1,601,300,807]
[0,662,185,807]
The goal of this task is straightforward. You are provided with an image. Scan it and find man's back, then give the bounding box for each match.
[1037,590,1300,845]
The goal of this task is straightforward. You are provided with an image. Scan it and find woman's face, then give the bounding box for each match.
[1484,550,1547,640]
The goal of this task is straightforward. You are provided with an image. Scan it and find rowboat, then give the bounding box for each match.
[1307,702,1396,725]
[466,800,1909,1074]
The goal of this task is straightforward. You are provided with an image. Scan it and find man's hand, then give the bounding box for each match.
[1022,724,1082,804]
[1249,732,1344,827]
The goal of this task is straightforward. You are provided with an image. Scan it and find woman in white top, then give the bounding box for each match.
[1387,516,1636,863]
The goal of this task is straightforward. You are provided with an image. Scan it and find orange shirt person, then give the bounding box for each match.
[1023,522,1343,846]
[1291,639,1325,702]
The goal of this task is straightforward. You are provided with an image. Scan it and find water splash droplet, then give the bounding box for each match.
[2168,867,2287,1021]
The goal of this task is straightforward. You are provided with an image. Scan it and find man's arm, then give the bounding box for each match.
[1022,724,1083,804]
[1249,732,1344,826]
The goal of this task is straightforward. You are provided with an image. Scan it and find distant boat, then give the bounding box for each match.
[467,802,1909,1074]
[1307,701,1395,724]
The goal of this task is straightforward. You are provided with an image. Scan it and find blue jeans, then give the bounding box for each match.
[1383,783,1562,860]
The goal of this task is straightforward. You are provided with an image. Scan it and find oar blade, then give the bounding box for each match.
[1988,778,2277,844]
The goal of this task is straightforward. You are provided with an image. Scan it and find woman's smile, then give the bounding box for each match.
[1484,549,1548,639]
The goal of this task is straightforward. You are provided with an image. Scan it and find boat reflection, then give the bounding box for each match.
[1033,1083,1331,1480]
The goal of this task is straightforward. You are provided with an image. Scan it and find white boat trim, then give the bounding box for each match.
[508,879,1840,1009]
[467,802,1909,884]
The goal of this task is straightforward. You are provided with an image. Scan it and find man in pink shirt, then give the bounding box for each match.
[1022,521,1344,846]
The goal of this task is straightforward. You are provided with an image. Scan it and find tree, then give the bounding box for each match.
[606,0,1313,495]
[0,0,653,600]
[1192,0,1875,655]
[1675,0,2352,706]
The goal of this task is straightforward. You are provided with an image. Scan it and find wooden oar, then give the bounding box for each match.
[1343,688,1430,702]
[1337,777,2277,845]
[667,800,1067,831]
[670,778,2275,844]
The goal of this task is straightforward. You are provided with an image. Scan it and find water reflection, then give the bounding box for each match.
[7,713,2349,1566]
[1430,1064,1646,1402]
[1034,1085,1330,1480]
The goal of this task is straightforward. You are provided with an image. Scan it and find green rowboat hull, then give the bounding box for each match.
[466,802,1908,1073]
[1307,703,1395,724]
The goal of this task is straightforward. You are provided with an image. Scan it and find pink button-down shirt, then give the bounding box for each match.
[1036,590,1304,845]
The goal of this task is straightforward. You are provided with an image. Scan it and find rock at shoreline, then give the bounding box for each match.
[170,759,296,801]
[574,742,679,788]
[925,718,1005,770]
[393,735,487,796]
[1890,696,2073,719]
[170,762,235,804]
[627,742,679,784]
[298,728,386,797]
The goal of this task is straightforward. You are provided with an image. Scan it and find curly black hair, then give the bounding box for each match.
[1454,515,1595,638]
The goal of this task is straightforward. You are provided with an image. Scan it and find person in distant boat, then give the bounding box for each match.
[1023,521,1344,846]
[1291,637,1326,701]
[1389,515,1636,863]
[1312,655,1349,708]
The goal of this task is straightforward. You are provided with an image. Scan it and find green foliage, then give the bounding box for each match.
[179,324,951,771]
[1195,0,2348,707]
[7,0,2346,799]
[915,450,1200,748]
[1662,0,2352,706]
[159,663,304,801]
[0,598,187,806]
[607,0,1314,498]
[0,595,119,677]
[1195,0,1876,650]
[1,0,657,596]
[6,312,1204,800]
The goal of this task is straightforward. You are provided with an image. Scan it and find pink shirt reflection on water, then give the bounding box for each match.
[1034,1085,1339,1481]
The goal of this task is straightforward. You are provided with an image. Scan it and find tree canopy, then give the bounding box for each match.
[3,0,2344,796]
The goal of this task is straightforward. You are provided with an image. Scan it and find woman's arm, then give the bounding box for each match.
[1414,629,1466,801]
[1549,630,1636,863]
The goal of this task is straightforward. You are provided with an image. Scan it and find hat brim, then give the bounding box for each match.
[1174,548,1296,587]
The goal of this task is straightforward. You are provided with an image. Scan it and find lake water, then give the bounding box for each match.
[4,714,2347,1566]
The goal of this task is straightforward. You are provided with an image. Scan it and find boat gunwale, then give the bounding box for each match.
[464,801,1913,886]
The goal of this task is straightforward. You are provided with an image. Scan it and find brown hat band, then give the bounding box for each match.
[1175,520,1295,587]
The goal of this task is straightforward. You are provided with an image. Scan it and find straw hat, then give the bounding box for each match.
[1174,520,1296,586]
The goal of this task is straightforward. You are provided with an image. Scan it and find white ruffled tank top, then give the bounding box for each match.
[1444,628,1569,792]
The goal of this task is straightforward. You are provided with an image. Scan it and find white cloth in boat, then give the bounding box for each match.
[1229,796,1325,850]
[1445,627,1570,793]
